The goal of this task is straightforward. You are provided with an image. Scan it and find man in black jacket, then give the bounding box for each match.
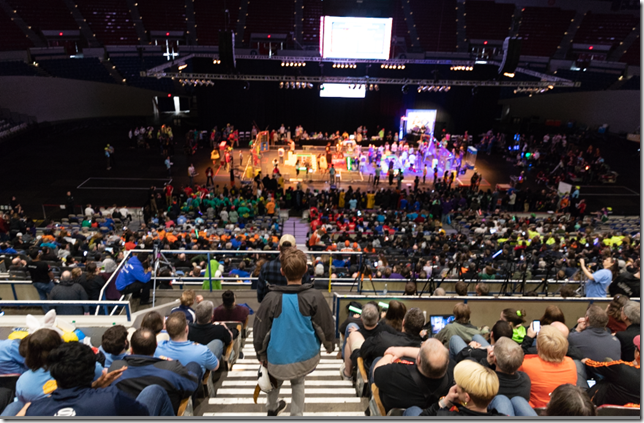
[359,308,425,383]
[616,301,640,362]
[188,300,233,361]
[373,338,454,413]
[109,328,200,414]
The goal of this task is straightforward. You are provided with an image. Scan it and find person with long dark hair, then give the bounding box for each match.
[580,256,618,298]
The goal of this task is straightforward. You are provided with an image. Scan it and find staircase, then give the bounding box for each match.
[197,330,368,417]
[282,216,310,249]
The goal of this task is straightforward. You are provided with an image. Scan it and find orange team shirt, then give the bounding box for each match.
[266,202,275,214]
[518,354,577,408]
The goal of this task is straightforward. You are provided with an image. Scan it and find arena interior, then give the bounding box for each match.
[0,0,641,418]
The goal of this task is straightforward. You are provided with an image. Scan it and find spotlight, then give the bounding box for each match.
[417,86,422,93]
[308,83,314,89]
[445,86,450,91]
[401,65,405,69]
[213,59,221,64]
[280,81,284,88]
[285,82,290,89]
[296,82,301,89]
[374,84,379,91]
[333,63,336,68]
[291,82,295,89]
[369,84,373,91]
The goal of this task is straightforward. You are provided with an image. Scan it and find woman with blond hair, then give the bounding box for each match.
[403,360,505,416]
[518,325,577,407]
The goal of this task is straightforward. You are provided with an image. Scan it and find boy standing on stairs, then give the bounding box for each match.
[253,248,335,416]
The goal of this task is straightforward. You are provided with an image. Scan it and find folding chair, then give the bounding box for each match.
[177,396,193,416]
[369,383,386,416]
[356,357,369,397]
[596,405,640,416]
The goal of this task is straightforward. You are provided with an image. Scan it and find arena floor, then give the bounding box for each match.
[1,124,640,220]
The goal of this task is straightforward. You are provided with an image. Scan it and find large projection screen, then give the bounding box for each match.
[319,83,366,99]
[320,16,393,60]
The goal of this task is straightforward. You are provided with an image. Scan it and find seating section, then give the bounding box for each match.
[409,0,457,52]
[137,0,187,32]
[111,56,175,92]
[243,0,294,43]
[6,0,77,31]
[517,7,576,57]
[573,11,638,49]
[391,0,410,51]
[193,0,240,46]
[619,36,640,66]
[0,61,38,76]
[464,0,515,41]
[0,7,34,52]
[75,0,139,46]
[38,58,116,84]
[302,0,323,45]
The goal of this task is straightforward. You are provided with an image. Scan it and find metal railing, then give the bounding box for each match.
[0,300,132,321]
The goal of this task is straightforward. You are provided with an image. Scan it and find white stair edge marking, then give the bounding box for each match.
[217,388,355,395]
[203,412,365,416]
[208,397,362,404]
[230,363,340,370]
[221,380,353,387]
[226,370,339,377]
[235,359,339,364]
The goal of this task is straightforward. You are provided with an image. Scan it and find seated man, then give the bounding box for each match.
[616,301,640,362]
[109,328,200,414]
[99,325,129,368]
[115,252,153,305]
[450,320,513,362]
[188,301,233,361]
[340,303,397,380]
[583,334,640,407]
[373,339,454,413]
[484,337,536,416]
[434,303,486,346]
[359,308,426,383]
[212,290,250,331]
[568,304,621,362]
[21,342,172,416]
[155,311,219,375]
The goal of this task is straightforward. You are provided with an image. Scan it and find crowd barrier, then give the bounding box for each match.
[332,294,640,339]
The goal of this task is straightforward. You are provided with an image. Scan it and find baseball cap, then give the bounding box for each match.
[279,234,296,247]
[634,335,640,351]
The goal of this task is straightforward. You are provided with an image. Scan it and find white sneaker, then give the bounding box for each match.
[339,362,352,381]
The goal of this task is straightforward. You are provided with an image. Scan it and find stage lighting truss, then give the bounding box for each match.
[179,79,214,86]
[417,85,451,92]
[450,65,473,71]
[332,62,357,69]
[278,80,313,89]
[280,61,307,67]
[381,63,405,70]
[513,85,554,95]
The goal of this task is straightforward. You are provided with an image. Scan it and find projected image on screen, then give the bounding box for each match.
[406,109,437,134]
[320,16,392,60]
[319,83,366,99]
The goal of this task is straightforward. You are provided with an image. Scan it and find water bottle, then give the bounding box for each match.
[383,283,388,295]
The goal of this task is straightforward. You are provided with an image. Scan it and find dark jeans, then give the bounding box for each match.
[119,281,152,303]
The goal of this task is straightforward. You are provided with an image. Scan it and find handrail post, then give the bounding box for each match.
[10,283,17,301]
[207,252,212,292]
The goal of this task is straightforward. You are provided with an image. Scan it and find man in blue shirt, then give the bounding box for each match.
[579,257,615,298]
[155,311,219,376]
[115,252,153,305]
[23,342,172,416]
